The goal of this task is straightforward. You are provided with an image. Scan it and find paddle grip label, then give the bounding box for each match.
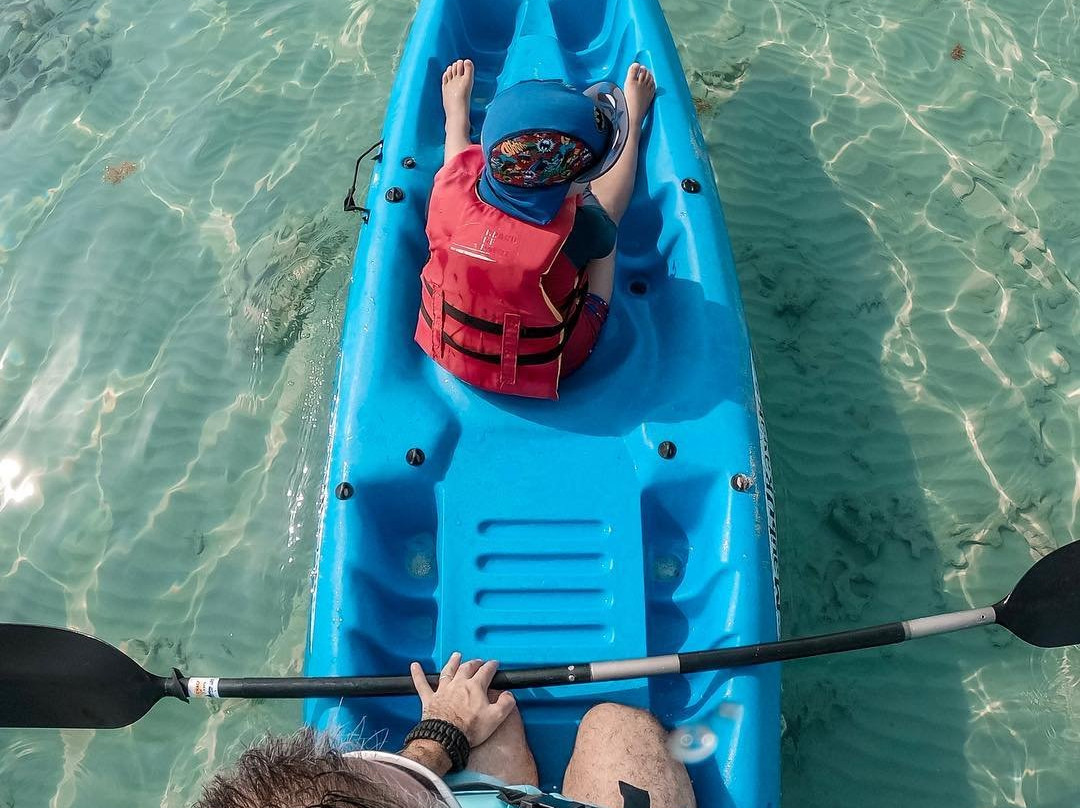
[188,677,220,699]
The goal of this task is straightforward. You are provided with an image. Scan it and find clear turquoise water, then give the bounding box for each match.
[1,0,1078,805]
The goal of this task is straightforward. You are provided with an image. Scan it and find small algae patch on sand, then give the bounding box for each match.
[102,161,137,184]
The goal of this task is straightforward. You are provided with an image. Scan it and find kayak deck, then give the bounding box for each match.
[305,1,780,805]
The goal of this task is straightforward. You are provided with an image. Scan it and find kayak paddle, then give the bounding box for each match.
[2,540,1077,729]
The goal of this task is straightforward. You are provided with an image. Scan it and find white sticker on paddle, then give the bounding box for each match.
[187,677,220,698]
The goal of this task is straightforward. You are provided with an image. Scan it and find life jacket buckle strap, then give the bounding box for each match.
[431,288,446,358]
[495,787,591,808]
[499,313,521,388]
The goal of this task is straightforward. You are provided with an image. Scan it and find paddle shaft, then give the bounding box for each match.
[10,538,1079,729]
[181,606,998,699]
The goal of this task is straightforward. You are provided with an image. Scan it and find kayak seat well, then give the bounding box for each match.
[337,430,731,780]
[548,0,612,53]
[391,5,752,434]
[450,0,522,56]
[437,432,647,694]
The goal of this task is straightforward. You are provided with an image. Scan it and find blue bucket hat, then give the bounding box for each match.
[478,80,629,225]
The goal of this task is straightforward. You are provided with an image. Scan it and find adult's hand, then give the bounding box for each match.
[410,651,517,747]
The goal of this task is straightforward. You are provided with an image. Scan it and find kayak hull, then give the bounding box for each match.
[305,1,780,805]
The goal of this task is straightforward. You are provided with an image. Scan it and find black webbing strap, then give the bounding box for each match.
[422,279,578,339]
[483,783,650,808]
[419,289,586,367]
[494,786,589,807]
[444,296,568,339]
[450,781,651,808]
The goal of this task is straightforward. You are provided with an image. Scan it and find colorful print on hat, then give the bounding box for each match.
[487,130,597,188]
[478,79,626,225]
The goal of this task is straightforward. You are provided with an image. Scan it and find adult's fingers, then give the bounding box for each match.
[440,651,463,681]
[410,662,434,701]
[474,659,500,691]
[454,657,484,681]
[492,690,517,722]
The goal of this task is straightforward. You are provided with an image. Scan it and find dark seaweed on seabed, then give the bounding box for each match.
[690,61,751,114]
[0,0,112,130]
[233,216,353,356]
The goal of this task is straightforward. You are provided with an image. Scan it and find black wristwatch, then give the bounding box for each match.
[403,718,471,772]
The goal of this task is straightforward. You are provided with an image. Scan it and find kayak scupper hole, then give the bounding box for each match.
[652,554,684,583]
[405,533,436,578]
[629,278,648,296]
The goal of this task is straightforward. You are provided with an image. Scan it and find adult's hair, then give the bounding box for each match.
[193,727,439,808]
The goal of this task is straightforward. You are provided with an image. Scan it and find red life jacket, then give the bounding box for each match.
[415,145,586,400]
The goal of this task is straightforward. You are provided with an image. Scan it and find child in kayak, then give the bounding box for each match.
[195,653,696,808]
[415,61,655,399]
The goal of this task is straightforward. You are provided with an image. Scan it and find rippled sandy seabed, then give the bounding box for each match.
[0,0,1077,805]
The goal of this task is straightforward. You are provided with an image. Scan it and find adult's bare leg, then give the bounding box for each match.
[588,63,656,225]
[561,703,696,808]
[467,702,539,787]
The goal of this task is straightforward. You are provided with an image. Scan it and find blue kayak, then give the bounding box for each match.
[304,0,780,805]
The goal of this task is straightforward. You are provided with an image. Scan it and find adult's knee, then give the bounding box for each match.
[580,702,664,735]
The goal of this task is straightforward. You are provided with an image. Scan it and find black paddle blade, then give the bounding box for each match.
[995,541,1080,648]
[0,624,167,728]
